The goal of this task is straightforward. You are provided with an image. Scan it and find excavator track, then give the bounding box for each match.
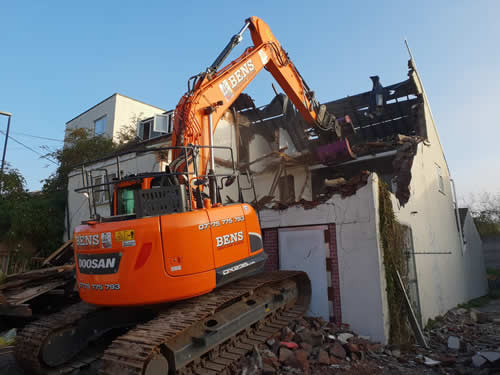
[101,271,310,375]
[15,271,310,375]
[15,302,101,374]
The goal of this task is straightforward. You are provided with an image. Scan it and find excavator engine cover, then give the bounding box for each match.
[74,203,266,306]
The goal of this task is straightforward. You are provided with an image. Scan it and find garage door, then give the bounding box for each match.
[279,226,329,320]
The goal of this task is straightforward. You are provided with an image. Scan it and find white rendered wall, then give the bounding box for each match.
[65,94,166,142]
[390,84,488,325]
[112,94,166,140]
[260,174,390,344]
[461,212,488,299]
[65,95,117,139]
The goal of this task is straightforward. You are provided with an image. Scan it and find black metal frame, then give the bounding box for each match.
[74,145,256,220]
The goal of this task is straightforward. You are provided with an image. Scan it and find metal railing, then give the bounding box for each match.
[73,145,253,220]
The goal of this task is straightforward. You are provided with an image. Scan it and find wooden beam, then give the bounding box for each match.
[325,79,416,114]
[4,264,75,285]
[42,240,73,266]
[5,280,68,305]
[395,270,428,348]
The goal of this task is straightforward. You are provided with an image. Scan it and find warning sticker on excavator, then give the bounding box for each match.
[115,230,135,242]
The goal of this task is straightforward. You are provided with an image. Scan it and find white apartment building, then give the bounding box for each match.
[65,93,168,142]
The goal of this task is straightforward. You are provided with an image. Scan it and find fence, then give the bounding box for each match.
[0,253,43,275]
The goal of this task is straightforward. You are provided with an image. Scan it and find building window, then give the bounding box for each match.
[141,119,153,140]
[92,173,116,204]
[436,164,445,194]
[94,115,107,136]
[138,112,174,141]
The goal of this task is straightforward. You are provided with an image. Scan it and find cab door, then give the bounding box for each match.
[160,210,214,276]
[207,205,249,269]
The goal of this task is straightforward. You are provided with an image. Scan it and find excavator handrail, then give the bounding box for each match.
[74,144,240,218]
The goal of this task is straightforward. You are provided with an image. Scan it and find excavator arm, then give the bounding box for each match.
[172,16,347,182]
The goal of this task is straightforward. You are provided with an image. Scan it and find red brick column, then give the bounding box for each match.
[262,228,279,272]
[327,224,342,325]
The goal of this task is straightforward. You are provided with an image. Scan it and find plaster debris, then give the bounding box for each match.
[336,332,354,344]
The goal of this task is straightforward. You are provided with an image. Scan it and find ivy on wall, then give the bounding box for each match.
[378,180,413,345]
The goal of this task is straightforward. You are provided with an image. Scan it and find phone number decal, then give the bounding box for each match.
[79,282,120,291]
[198,216,244,231]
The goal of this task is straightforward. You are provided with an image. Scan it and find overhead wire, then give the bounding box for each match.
[0,130,59,165]
[10,131,64,142]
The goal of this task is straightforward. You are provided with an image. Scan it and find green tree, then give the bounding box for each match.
[0,164,26,196]
[43,128,117,193]
[37,128,118,254]
[0,166,27,240]
[0,128,131,268]
[467,192,500,236]
[0,165,67,260]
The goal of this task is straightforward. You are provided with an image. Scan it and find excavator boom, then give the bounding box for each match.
[172,16,345,178]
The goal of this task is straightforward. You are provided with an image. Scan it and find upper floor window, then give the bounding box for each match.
[94,115,107,136]
[138,112,174,141]
[436,163,445,194]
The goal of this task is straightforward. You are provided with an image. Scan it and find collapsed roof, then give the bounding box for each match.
[229,60,426,208]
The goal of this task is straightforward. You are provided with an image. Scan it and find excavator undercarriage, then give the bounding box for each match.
[16,271,311,374]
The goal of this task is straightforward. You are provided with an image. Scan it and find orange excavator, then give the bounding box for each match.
[16,17,350,375]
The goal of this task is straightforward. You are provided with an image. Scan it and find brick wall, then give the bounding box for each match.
[262,228,279,272]
[327,224,342,325]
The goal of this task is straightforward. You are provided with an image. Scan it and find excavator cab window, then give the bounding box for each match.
[116,186,139,215]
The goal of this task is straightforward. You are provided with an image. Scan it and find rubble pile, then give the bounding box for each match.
[0,264,76,318]
[423,306,500,373]
[234,306,500,374]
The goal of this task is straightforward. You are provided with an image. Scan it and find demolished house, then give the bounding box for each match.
[66,59,487,344]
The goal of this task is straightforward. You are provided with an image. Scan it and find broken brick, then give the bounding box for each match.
[330,341,347,359]
[318,349,330,365]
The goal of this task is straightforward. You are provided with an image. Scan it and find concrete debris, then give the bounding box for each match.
[336,332,354,344]
[479,351,500,363]
[423,356,440,366]
[391,349,401,358]
[472,354,487,368]
[470,308,490,323]
[279,347,294,363]
[234,305,500,374]
[447,335,461,350]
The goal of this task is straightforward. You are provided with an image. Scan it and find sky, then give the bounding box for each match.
[0,1,499,201]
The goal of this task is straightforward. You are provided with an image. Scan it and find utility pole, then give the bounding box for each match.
[0,111,12,194]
